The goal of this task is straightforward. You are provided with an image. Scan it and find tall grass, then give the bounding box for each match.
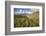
[14,12,39,27]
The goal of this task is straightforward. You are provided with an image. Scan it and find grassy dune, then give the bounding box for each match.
[14,12,39,27]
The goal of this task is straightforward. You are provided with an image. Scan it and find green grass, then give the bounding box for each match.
[14,12,39,28]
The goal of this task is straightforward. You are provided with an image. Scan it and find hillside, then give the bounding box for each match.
[14,11,39,27]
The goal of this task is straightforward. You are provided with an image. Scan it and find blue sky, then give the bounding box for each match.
[14,8,39,15]
[14,8,32,12]
[14,8,33,15]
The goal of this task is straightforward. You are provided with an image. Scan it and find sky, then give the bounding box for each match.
[14,8,32,12]
[14,8,32,15]
[14,8,39,15]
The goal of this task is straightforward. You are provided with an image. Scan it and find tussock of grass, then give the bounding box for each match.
[14,12,39,27]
